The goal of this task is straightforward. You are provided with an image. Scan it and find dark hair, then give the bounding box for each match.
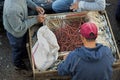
[85,32,96,41]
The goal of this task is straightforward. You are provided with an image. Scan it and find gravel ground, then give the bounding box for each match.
[0,32,33,80]
[0,0,120,80]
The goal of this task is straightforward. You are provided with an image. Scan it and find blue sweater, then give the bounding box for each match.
[58,43,114,80]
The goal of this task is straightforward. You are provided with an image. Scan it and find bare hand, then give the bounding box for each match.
[37,14,45,23]
[63,52,70,60]
[47,0,52,3]
[63,54,68,60]
[36,6,45,14]
[70,1,79,11]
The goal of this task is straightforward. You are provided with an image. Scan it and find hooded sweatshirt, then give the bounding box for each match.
[3,0,38,37]
[58,43,115,80]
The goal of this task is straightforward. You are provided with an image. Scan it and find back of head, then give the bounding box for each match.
[79,22,98,41]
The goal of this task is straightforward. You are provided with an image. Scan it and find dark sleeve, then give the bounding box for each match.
[57,53,72,76]
[106,47,115,65]
[26,0,38,10]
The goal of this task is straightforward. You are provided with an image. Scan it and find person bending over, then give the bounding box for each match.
[58,22,115,80]
[3,0,45,70]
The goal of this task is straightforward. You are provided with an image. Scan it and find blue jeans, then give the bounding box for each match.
[6,32,28,67]
[52,0,73,13]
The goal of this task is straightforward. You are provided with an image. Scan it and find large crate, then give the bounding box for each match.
[27,11,120,80]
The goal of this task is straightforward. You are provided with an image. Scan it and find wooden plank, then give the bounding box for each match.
[28,27,36,80]
[104,11,120,59]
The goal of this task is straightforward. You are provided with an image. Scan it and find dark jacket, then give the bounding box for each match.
[58,43,115,80]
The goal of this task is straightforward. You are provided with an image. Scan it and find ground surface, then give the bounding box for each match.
[0,0,120,80]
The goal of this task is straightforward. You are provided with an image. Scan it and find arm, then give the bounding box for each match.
[70,0,106,11]
[106,47,115,64]
[6,9,38,33]
[58,49,82,76]
[6,8,45,33]
[58,51,76,76]
[79,0,106,11]
[26,0,38,10]
[27,0,45,14]
[58,54,72,76]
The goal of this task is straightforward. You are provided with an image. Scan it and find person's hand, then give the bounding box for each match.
[47,0,52,3]
[63,52,70,60]
[70,1,79,11]
[63,54,68,60]
[36,6,45,14]
[37,14,45,23]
